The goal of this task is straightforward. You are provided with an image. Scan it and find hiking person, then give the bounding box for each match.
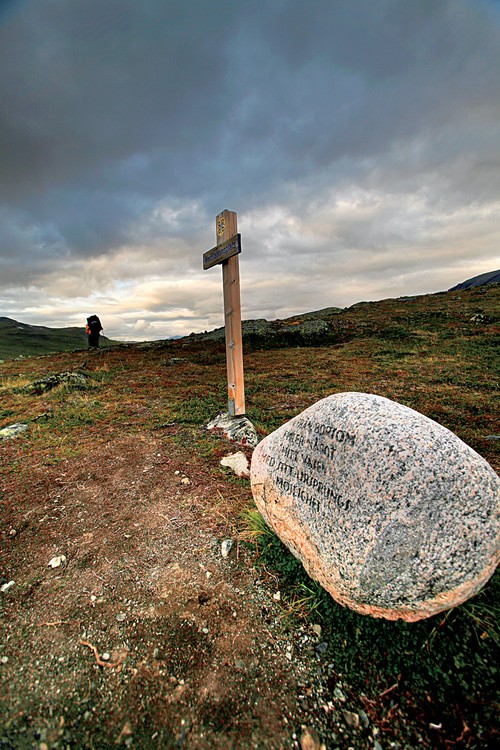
[86,315,103,349]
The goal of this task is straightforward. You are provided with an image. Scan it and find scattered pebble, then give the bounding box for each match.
[359,709,370,728]
[115,721,132,745]
[220,451,250,478]
[299,726,321,750]
[334,686,347,702]
[315,641,328,654]
[101,652,110,661]
[47,555,66,568]
[221,539,234,558]
[342,710,360,729]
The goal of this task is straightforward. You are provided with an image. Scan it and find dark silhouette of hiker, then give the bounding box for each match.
[86,315,103,349]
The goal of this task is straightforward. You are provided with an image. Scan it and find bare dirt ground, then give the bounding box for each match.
[1,423,375,750]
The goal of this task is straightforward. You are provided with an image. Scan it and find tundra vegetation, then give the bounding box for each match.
[0,284,498,749]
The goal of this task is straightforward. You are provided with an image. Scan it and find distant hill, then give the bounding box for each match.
[449,269,500,291]
[0,317,117,360]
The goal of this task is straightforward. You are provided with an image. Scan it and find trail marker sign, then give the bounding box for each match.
[203,209,245,416]
[203,233,241,270]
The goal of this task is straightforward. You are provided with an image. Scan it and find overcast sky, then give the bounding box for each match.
[1,0,499,341]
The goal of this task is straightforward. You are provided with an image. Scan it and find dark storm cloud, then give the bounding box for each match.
[0,0,236,194]
[0,0,499,337]
[3,0,499,199]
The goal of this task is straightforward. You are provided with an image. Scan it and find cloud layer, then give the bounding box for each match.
[1,0,499,340]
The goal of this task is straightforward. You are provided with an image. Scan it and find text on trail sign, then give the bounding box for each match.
[203,233,241,270]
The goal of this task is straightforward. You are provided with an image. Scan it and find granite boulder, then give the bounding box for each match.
[250,392,500,621]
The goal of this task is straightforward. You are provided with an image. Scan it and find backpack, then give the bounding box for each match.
[86,315,102,335]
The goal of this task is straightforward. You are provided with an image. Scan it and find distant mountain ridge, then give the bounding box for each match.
[0,317,115,360]
[0,317,83,331]
[449,269,500,291]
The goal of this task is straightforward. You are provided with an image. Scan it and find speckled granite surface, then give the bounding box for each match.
[250,392,500,621]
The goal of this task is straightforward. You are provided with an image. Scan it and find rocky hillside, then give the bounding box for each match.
[449,269,500,291]
[186,284,499,350]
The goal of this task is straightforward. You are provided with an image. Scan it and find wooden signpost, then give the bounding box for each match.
[203,210,245,417]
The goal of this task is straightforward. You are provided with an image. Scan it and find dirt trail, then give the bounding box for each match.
[1,429,355,749]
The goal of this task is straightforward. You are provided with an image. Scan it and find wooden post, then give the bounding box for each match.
[202,210,246,417]
[216,210,245,416]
